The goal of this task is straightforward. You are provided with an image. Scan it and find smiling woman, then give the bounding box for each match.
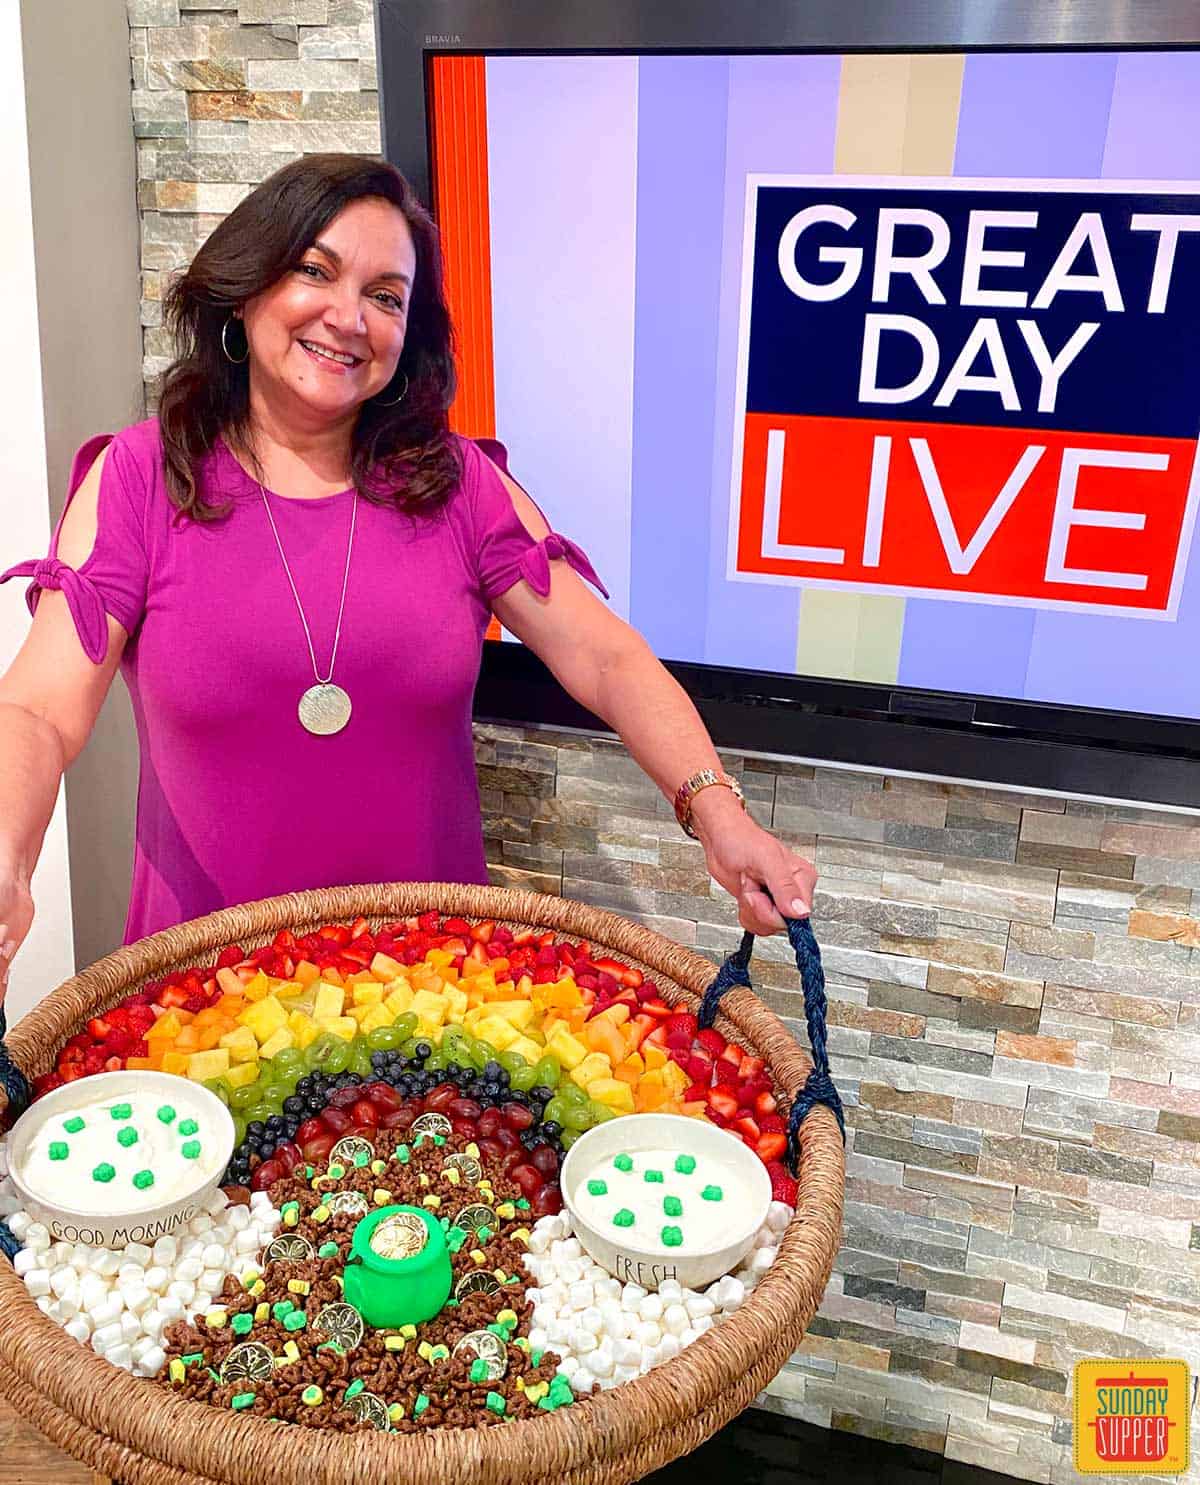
[0,151,816,1001]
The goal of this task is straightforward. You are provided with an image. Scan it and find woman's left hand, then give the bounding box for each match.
[689,789,818,935]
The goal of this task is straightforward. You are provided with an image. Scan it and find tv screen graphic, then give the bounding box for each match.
[383,30,1200,804]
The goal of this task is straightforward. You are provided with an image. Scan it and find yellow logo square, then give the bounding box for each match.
[1074,1360,1191,1475]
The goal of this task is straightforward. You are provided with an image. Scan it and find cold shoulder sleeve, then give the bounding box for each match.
[468,437,610,604]
[0,431,149,663]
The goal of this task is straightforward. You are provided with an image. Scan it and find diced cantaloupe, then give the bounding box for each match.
[544,980,582,1011]
[147,1010,184,1043]
[425,948,456,970]
[570,1052,612,1090]
[295,959,321,986]
[642,1044,668,1071]
[161,1051,189,1076]
[225,1060,260,1089]
[588,1078,635,1113]
[258,1026,294,1059]
[186,1048,230,1081]
[352,981,383,1007]
[173,1027,200,1054]
[216,967,244,997]
[125,1055,158,1071]
[241,996,288,1043]
[583,1018,625,1066]
[370,952,406,982]
[320,967,344,987]
[312,983,345,1021]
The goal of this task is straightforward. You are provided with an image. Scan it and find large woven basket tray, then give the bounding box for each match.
[0,883,844,1485]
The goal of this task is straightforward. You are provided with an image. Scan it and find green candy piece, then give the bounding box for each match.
[446,1226,468,1253]
[63,1117,84,1134]
[586,1179,607,1196]
[327,1163,345,1180]
[701,1184,723,1202]
[117,1127,138,1148]
[181,1352,204,1365]
[613,1153,633,1172]
[92,1163,115,1184]
[110,1103,132,1121]
[272,1300,294,1321]
[284,1311,307,1332]
[317,1242,340,1259]
[531,1348,545,1367]
[394,1145,411,1164]
[643,1169,664,1184]
[181,1140,202,1160]
[470,1357,489,1384]
[661,1226,683,1247]
[413,1393,429,1417]
[231,1313,254,1336]
[515,1198,530,1210]
[674,1154,696,1175]
[476,1225,492,1243]
[231,1392,255,1411]
[612,1209,635,1229]
[352,1152,370,1168]
[280,1201,300,1221]
[133,1170,155,1190]
[485,1391,507,1415]
[178,1118,199,1136]
[48,1142,69,1161]
[156,1106,176,1124]
[663,1196,682,1217]
[344,1378,364,1399]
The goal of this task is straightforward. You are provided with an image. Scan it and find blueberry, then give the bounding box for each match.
[370,1051,387,1070]
[266,1114,286,1133]
[282,1116,300,1138]
[530,1086,553,1105]
[414,1042,432,1061]
[306,1094,325,1113]
[445,1063,461,1079]
[259,1141,276,1159]
[483,1061,502,1083]
[541,1121,562,1139]
[283,1096,304,1115]
[246,1121,265,1139]
[509,1091,530,1108]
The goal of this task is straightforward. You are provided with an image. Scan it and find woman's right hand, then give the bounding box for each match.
[0,877,34,1008]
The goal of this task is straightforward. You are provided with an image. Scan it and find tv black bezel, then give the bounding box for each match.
[375,0,1200,809]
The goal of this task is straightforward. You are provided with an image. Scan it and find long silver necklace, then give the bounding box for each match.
[256,478,358,736]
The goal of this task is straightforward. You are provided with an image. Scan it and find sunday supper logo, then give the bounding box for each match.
[1073,1360,1191,1475]
[729,176,1200,619]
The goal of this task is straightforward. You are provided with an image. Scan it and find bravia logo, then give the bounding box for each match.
[425,34,462,44]
[1074,1360,1191,1475]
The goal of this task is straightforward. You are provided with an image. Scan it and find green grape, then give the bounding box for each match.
[271,1048,306,1081]
[392,1012,418,1040]
[531,1056,560,1090]
[542,1096,570,1127]
[497,1049,525,1074]
[229,1084,260,1114]
[560,1129,580,1150]
[508,1065,538,1093]
[590,1102,618,1123]
[424,1050,448,1073]
[563,1105,593,1132]
[348,1038,373,1078]
[366,1024,404,1052]
[203,1077,231,1107]
[259,1085,287,1116]
[558,1080,587,1107]
[231,1114,247,1147]
[242,1104,268,1128]
[400,1037,422,1059]
[317,1037,352,1076]
[304,1033,338,1071]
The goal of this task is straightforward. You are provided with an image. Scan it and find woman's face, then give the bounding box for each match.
[239,197,417,423]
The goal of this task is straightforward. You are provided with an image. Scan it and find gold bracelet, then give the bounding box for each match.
[673,769,746,839]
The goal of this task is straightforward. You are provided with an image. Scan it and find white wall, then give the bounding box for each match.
[0,0,76,1022]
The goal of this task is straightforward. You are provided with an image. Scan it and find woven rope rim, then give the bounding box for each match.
[0,883,844,1485]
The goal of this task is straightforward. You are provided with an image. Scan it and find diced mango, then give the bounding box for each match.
[359,1004,392,1035]
[320,967,344,987]
[570,1052,612,1090]
[370,952,406,982]
[545,1026,587,1070]
[241,996,288,1043]
[588,1078,635,1113]
[147,1010,184,1043]
[352,981,383,1007]
[225,1059,260,1089]
[186,1048,230,1082]
[544,980,582,1011]
[258,1026,294,1059]
[474,1015,517,1051]
[161,1051,189,1076]
[295,959,321,986]
[125,1056,157,1071]
[312,983,345,1021]
[173,1027,200,1054]
[425,949,455,970]
[242,970,272,1002]
[583,1018,625,1066]
[592,1003,630,1027]
[661,1060,690,1096]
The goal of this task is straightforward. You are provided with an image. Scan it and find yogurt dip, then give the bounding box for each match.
[572,1147,745,1256]
[19,1085,224,1216]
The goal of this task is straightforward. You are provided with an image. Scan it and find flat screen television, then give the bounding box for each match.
[375,1,1200,808]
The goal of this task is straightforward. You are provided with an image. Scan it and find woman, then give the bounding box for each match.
[0,153,815,1000]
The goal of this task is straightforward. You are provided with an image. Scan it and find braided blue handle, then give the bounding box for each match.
[0,1005,30,1259]
[697,915,844,1177]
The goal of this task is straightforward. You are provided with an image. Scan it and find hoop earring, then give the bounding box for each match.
[373,369,408,407]
[221,314,248,365]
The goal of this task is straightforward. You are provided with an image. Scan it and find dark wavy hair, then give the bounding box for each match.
[157,153,460,522]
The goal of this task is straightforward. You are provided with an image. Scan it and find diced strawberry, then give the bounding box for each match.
[686,1054,713,1084]
[443,917,471,936]
[493,925,513,945]
[216,944,244,969]
[103,1029,135,1057]
[536,931,555,948]
[695,1028,726,1057]
[737,1082,759,1109]
[683,1082,710,1104]
[706,1088,739,1120]
[83,1046,107,1074]
[732,1115,760,1142]
[417,911,440,932]
[665,1012,698,1040]
[635,983,660,1003]
[712,1060,739,1088]
[66,1033,91,1052]
[126,1005,155,1032]
[32,1072,64,1097]
[757,1132,787,1162]
[770,1171,798,1206]
[719,1043,744,1065]
[738,1054,766,1080]
[182,994,205,1013]
[470,920,496,944]
[158,984,189,1009]
[347,916,370,939]
[757,1112,786,1133]
[103,1056,123,1073]
[705,1106,730,1128]
[666,1030,693,1053]
[86,1017,112,1040]
[532,965,558,985]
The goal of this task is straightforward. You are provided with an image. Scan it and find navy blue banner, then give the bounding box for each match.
[745,183,1200,440]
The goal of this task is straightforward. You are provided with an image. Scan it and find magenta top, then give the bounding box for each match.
[1,419,607,946]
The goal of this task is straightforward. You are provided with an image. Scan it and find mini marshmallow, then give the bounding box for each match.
[589,1344,614,1379]
[637,1294,664,1321]
[123,1242,152,1266]
[598,1302,630,1338]
[92,1322,123,1354]
[657,1333,681,1363]
[692,1314,714,1336]
[234,1229,259,1254]
[555,1355,580,1379]
[94,1250,122,1278]
[568,1282,594,1311]
[765,1201,792,1233]
[528,1326,549,1353]
[35,1296,55,1316]
[125,1286,154,1316]
[23,1268,51,1298]
[716,1276,744,1311]
[594,1277,621,1301]
[158,1296,185,1322]
[106,1342,133,1371]
[684,1293,715,1319]
[205,1189,228,1216]
[48,1241,73,1267]
[189,1214,214,1235]
[227,1206,250,1233]
[663,1304,689,1336]
[70,1242,94,1270]
[614,1338,642,1367]
[135,1344,166,1377]
[120,1311,141,1342]
[197,1269,224,1296]
[118,1263,146,1287]
[658,1280,683,1304]
[142,1266,169,1294]
[65,1317,91,1344]
[579,1306,604,1334]
[571,1328,598,1355]
[572,1367,595,1394]
[151,1236,178,1266]
[141,1310,166,1342]
[90,1295,124,1329]
[634,1320,661,1348]
[13,1249,38,1278]
[201,1243,225,1269]
[175,1257,203,1283]
[130,1336,157,1363]
[528,1228,551,1255]
[24,1223,50,1252]
[6,1212,31,1241]
[167,1280,195,1305]
[748,1246,777,1276]
[620,1283,647,1308]
[49,1267,79,1298]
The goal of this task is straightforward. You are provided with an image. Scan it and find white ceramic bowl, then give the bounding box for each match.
[559,1112,771,1292]
[6,1070,235,1249]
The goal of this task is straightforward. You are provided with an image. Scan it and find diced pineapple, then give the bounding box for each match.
[321,1015,358,1041]
[312,983,345,1021]
[186,1048,230,1081]
[258,1026,294,1059]
[443,986,468,1022]
[242,970,272,1002]
[383,983,414,1017]
[370,952,406,982]
[588,1077,635,1113]
[273,980,304,1000]
[240,995,287,1043]
[224,1060,260,1089]
[352,980,383,1007]
[486,1000,535,1030]
[546,1026,587,1070]
[359,1004,392,1035]
[506,1034,542,1066]
[410,990,447,1027]
[218,1025,259,1064]
[661,1060,690,1096]
[345,1004,371,1025]
[570,1052,612,1089]
[292,1018,320,1051]
[474,1015,518,1051]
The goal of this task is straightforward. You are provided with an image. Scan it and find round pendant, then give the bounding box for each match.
[299,682,351,736]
